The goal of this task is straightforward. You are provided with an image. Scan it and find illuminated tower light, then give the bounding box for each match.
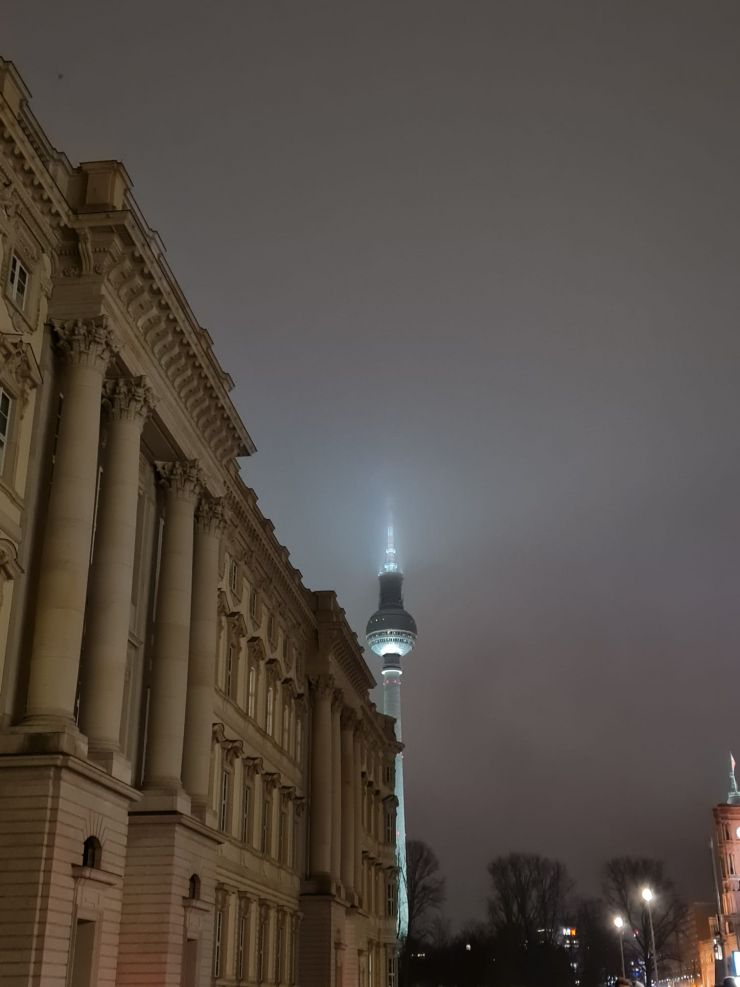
[366,516,417,941]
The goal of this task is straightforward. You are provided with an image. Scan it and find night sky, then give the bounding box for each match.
[6,1,740,925]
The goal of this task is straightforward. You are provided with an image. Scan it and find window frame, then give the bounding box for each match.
[0,386,12,478]
[218,764,231,834]
[7,252,29,311]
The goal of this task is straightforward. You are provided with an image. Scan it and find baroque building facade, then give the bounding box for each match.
[0,58,399,987]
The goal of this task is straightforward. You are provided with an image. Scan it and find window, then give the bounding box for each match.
[188,874,200,899]
[278,799,288,865]
[267,613,275,644]
[82,836,101,869]
[236,906,248,980]
[282,635,288,661]
[295,718,303,765]
[230,559,238,592]
[282,703,290,750]
[8,254,29,310]
[387,954,397,987]
[249,588,257,619]
[386,879,397,918]
[730,855,736,877]
[257,911,267,984]
[385,809,394,846]
[213,906,224,978]
[292,813,299,872]
[261,792,272,855]
[275,913,284,984]
[218,767,231,834]
[384,764,393,787]
[266,685,274,736]
[247,664,256,719]
[290,917,298,985]
[0,388,11,475]
[225,642,234,698]
[241,782,252,845]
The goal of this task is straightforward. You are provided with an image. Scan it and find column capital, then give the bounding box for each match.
[341,706,359,731]
[311,673,335,701]
[332,687,344,711]
[52,316,117,372]
[155,460,202,501]
[103,375,156,426]
[195,494,226,536]
[294,796,306,818]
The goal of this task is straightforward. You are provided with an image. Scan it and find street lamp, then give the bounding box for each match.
[641,887,659,985]
[613,915,626,978]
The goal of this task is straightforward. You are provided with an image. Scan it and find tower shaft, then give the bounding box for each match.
[383,665,408,938]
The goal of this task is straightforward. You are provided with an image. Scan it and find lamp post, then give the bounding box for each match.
[642,887,659,985]
[613,915,626,978]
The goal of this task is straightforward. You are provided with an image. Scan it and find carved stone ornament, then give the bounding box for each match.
[52,316,117,373]
[0,336,41,408]
[243,755,264,778]
[103,376,156,427]
[293,797,306,819]
[340,707,359,731]
[246,636,267,663]
[211,723,243,763]
[225,610,247,640]
[332,687,344,711]
[155,460,202,501]
[262,771,280,793]
[311,674,335,701]
[0,538,23,608]
[280,785,296,802]
[196,494,226,537]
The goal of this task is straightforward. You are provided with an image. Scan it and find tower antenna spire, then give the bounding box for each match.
[384,511,398,573]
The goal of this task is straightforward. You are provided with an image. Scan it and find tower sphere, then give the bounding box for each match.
[366,524,417,658]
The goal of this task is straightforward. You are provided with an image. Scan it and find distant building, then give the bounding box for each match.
[0,56,398,987]
[710,755,740,981]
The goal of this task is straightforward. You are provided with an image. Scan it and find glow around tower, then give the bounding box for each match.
[366,518,417,941]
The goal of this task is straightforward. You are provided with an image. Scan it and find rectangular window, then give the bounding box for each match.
[278,801,288,865]
[730,855,736,877]
[230,559,238,592]
[261,793,272,855]
[257,913,267,983]
[249,588,257,619]
[387,955,397,987]
[241,783,252,845]
[266,685,274,736]
[282,703,290,750]
[386,880,396,918]
[247,664,256,718]
[385,810,394,846]
[295,719,303,765]
[236,908,248,980]
[0,388,11,475]
[8,254,29,310]
[225,642,235,698]
[275,915,284,984]
[218,768,230,834]
[213,908,224,978]
[292,814,299,872]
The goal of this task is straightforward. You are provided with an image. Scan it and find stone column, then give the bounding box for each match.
[78,377,154,769]
[340,707,357,897]
[143,460,201,791]
[25,317,116,724]
[331,689,342,882]
[309,674,333,878]
[182,495,225,816]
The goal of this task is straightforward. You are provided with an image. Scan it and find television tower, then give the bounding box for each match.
[366,518,417,940]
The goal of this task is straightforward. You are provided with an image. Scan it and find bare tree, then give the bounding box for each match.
[487,852,573,947]
[405,839,446,944]
[602,857,687,987]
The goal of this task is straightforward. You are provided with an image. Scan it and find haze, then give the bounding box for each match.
[5,0,740,924]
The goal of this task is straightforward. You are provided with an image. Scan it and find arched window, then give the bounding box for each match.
[188,873,201,900]
[82,836,101,869]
